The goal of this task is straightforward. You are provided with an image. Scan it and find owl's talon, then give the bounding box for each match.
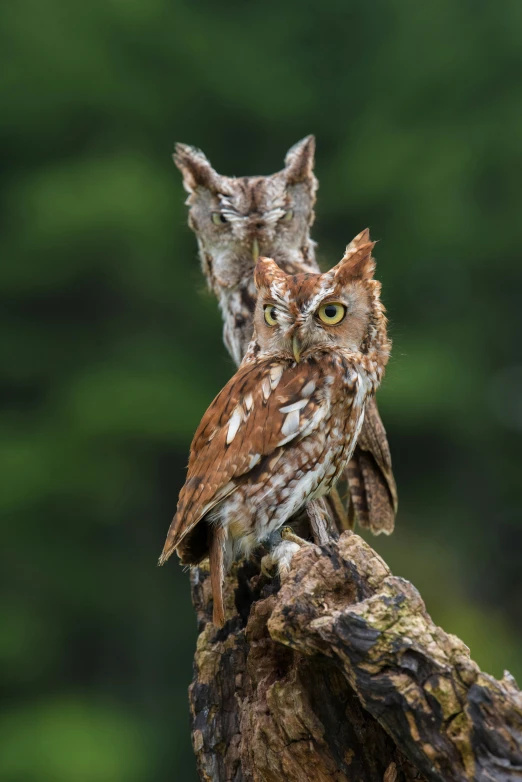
[260,553,277,578]
[280,526,312,547]
[271,540,301,578]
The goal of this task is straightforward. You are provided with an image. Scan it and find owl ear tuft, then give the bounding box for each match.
[283,135,316,184]
[254,257,288,290]
[173,143,223,194]
[334,230,376,282]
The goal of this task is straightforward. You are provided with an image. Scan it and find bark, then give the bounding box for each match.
[188,532,522,782]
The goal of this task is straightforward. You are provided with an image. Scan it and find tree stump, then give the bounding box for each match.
[187,531,522,782]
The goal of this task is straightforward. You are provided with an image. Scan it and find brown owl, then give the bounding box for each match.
[174,136,397,534]
[159,233,390,626]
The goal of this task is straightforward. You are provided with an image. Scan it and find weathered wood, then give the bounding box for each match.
[306,498,333,545]
[188,532,522,782]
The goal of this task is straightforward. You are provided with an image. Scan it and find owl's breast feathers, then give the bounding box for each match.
[159,352,367,567]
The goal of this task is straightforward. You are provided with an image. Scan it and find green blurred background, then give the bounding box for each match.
[2,1,522,779]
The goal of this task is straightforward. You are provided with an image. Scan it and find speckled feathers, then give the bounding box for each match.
[159,239,390,624]
[172,138,398,533]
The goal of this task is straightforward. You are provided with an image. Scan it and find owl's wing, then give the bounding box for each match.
[159,357,335,564]
[347,396,398,534]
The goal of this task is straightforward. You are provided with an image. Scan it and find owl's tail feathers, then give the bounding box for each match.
[158,545,171,565]
[209,525,226,628]
[157,516,181,566]
[158,541,174,566]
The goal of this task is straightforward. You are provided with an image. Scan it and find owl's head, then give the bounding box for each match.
[173,137,318,289]
[251,230,390,369]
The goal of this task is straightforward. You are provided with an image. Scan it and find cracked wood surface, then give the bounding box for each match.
[188,532,522,781]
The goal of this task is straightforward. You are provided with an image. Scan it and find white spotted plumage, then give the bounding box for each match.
[159,234,391,626]
[173,137,398,543]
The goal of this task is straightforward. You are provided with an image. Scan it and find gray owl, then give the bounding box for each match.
[173,136,397,534]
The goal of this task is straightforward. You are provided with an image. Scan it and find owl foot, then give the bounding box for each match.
[280,526,310,547]
[261,540,300,578]
[260,527,312,578]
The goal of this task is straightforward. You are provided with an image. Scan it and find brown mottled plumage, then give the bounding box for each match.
[159,235,390,625]
[173,136,397,534]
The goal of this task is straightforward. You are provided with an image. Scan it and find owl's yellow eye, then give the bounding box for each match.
[211,212,227,225]
[264,305,278,326]
[317,303,346,325]
[280,209,294,222]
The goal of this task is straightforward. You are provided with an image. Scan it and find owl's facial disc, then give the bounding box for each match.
[174,139,318,296]
[260,287,353,362]
[182,171,315,290]
[254,255,375,360]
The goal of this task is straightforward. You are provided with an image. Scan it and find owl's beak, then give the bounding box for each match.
[292,335,302,363]
[252,238,260,262]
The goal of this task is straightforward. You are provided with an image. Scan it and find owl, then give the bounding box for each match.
[159,233,391,626]
[174,136,397,534]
